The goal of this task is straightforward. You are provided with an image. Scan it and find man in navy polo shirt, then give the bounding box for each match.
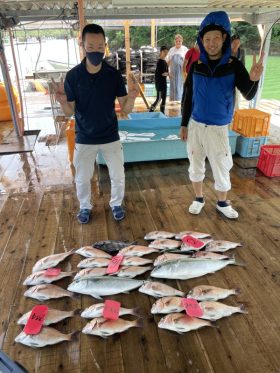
[53,24,139,224]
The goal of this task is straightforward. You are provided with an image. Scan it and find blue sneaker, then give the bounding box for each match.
[112,206,125,221]
[77,209,91,224]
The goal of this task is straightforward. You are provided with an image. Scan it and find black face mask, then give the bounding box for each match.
[86,51,104,66]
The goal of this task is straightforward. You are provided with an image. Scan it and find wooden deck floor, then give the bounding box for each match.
[0,132,280,373]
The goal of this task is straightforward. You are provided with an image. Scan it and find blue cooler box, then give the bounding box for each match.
[236,135,267,158]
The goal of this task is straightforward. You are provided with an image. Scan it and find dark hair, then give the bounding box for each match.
[200,24,226,38]
[82,24,105,41]
[160,46,168,52]
[231,34,240,41]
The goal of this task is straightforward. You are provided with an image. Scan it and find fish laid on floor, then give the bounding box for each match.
[74,268,108,279]
[187,285,240,301]
[77,257,110,268]
[175,231,212,240]
[205,240,243,252]
[191,252,233,260]
[119,245,159,257]
[81,303,141,318]
[32,249,76,273]
[17,308,80,326]
[148,239,181,251]
[153,253,191,266]
[76,246,112,259]
[144,231,175,240]
[77,256,152,269]
[139,281,185,298]
[151,257,243,280]
[23,270,76,286]
[15,327,79,347]
[82,317,143,337]
[158,313,215,334]
[92,240,136,254]
[67,277,143,299]
[180,238,213,252]
[198,301,247,320]
[24,284,78,301]
[116,265,152,278]
[151,297,184,314]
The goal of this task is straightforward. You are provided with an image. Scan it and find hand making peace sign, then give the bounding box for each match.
[51,77,67,105]
[249,51,264,82]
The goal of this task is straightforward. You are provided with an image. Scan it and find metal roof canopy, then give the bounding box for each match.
[0,1,279,25]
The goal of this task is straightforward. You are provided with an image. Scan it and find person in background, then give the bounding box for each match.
[52,24,139,224]
[166,34,188,102]
[231,34,246,66]
[149,46,169,114]
[183,42,200,80]
[180,11,263,219]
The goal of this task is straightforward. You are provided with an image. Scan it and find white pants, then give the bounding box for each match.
[187,119,233,192]
[73,141,125,210]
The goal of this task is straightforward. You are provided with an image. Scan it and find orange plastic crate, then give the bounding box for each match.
[257,145,280,177]
[232,109,270,137]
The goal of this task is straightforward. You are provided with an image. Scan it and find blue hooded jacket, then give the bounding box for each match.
[189,11,237,125]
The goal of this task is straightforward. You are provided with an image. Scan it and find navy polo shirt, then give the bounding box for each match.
[64,60,127,144]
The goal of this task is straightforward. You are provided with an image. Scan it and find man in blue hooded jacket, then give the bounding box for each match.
[180,11,264,219]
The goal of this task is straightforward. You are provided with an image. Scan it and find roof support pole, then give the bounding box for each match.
[0,32,23,136]
[123,20,131,81]
[78,0,85,60]
[151,19,156,47]
[251,22,273,108]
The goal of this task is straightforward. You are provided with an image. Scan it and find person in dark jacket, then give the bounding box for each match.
[149,46,169,114]
[180,11,264,219]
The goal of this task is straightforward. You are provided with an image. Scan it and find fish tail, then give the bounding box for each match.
[69,331,80,341]
[239,304,248,314]
[133,319,144,328]
[234,287,241,295]
[131,307,143,318]
[232,259,246,267]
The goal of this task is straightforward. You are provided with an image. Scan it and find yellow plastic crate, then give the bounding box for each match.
[232,109,270,137]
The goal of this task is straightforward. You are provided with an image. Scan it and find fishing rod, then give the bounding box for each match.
[260,16,280,53]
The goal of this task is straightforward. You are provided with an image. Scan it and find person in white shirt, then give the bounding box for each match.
[166,34,188,102]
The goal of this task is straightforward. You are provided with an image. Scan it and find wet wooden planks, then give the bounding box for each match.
[0,155,279,373]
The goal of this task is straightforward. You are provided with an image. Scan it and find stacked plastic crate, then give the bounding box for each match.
[232,109,280,177]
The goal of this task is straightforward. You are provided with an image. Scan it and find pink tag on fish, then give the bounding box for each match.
[182,235,205,249]
[182,298,203,317]
[103,300,121,320]
[106,255,124,274]
[45,268,61,276]
[23,305,49,335]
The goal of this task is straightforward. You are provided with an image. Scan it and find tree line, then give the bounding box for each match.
[10,22,280,55]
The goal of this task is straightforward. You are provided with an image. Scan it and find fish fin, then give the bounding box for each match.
[134,319,144,328]
[73,309,82,316]
[239,304,248,314]
[69,331,80,341]
[93,294,103,300]
[234,287,241,295]
[232,260,246,267]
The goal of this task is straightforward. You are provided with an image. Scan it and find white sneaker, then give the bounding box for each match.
[216,204,239,219]
[188,201,205,215]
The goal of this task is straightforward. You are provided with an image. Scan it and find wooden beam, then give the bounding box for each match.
[78,0,85,61]
[123,20,131,82]
[151,19,156,47]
